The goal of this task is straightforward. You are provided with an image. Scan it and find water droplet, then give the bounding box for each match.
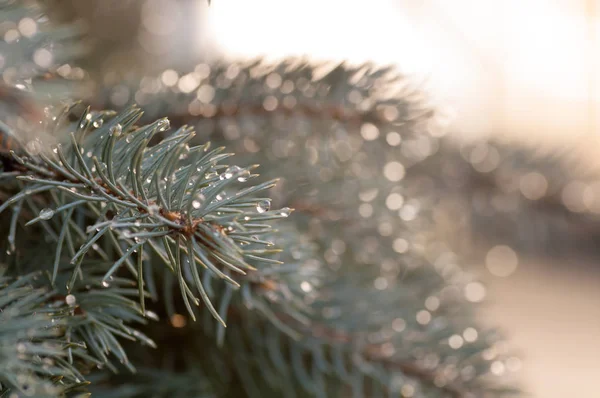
[374,277,388,290]
[360,123,379,141]
[463,327,478,342]
[93,119,104,128]
[392,318,406,332]
[448,334,464,349]
[256,199,271,213]
[279,207,292,217]
[220,165,241,180]
[465,282,486,303]
[179,144,190,160]
[425,296,440,311]
[300,281,312,292]
[65,294,76,306]
[291,245,303,259]
[145,310,159,321]
[485,245,519,277]
[158,118,170,131]
[101,280,110,288]
[26,140,42,155]
[190,193,205,210]
[205,171,218,179]
[39,208,54,220]
[383,161,406,182]
[490,361,505,376]
[416,310,431,325]
[216,191,226,201]
[237,168,251,182]
[109,123,122,137]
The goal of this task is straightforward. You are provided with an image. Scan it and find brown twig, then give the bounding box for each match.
[150,100,417,132]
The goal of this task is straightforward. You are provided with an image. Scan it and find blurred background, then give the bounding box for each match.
[208,4,600,396]
[53,0,600,396]
[208,2,600,397]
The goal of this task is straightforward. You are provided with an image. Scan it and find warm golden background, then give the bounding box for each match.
[202,1,600,397]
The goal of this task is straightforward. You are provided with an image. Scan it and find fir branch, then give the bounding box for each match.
[410,136,600,258]
[0,263,153,397]
[0,105,290,328]
[242,267,513,398]
[86,222,518,398]
[0,270,75,397]
[0,4,527,396]
[82,56,522,397]
[93,59,438,152]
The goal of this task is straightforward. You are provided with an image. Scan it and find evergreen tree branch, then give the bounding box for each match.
[0,261,155,397]
[73,57,522,397]
[409,136,600,259]
[0,3,525,396]
[0,269,76,398]
[0,104,291,329]
[86,223,518,398]
[93,59,438,160]
[90,57,600,260]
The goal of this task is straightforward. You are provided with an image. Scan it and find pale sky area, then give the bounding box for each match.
[203,2,600,397]
[205,0,600,144]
